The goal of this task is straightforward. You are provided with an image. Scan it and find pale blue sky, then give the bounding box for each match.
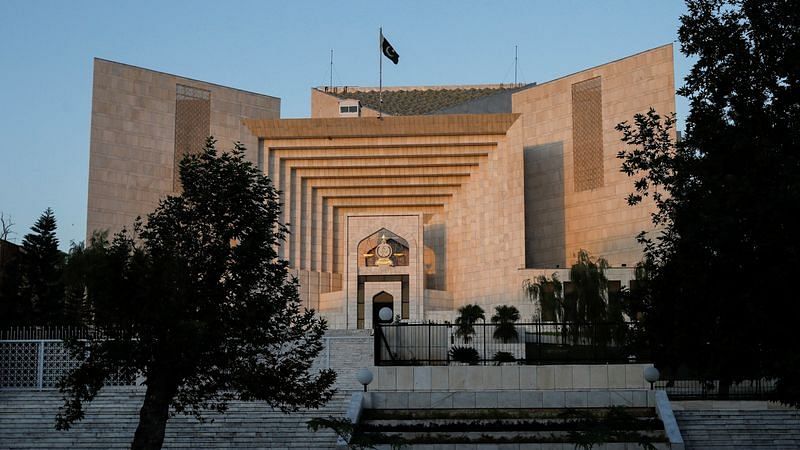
[0,1,690,248]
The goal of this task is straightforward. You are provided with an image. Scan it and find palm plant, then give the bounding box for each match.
[454,304,485,343]
[491,305,520,343]
[449,346,480,365]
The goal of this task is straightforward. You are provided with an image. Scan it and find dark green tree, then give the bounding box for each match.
[0,208,66,324]
[491,305,520,343]
[56,139,337,449]
[454,304,485,344]
[522,273,563,322]
[568,250,610,324]
[617,0,800,403]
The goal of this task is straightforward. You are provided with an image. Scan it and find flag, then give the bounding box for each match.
[380,31,399,64]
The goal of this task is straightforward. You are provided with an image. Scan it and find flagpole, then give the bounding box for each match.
[379,28,382,118]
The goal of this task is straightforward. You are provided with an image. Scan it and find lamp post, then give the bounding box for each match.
[644,366,660,390]
[378,307,393,323]
[356,367,373,392]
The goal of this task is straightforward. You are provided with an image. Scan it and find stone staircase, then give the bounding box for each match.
[0,388,351,449]
[674,409,800,449]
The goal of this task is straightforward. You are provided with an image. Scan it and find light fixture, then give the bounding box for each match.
[644,366,660,390]
[378,307,393,322]
[356,368,374,392]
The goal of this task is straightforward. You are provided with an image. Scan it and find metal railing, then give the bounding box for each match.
[0,339,135,390]
[654,378,777,400]
[0,325,93,340]
[374,322,644,366]
[2,329,374,391]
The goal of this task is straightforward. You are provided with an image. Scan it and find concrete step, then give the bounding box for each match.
[674,409,800,450]
[0,389,351,449]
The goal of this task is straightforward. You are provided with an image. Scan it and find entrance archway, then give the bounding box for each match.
[372,291,394,326]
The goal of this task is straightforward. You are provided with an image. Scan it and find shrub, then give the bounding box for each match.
[449,346,480,365]
[493,351,515,365]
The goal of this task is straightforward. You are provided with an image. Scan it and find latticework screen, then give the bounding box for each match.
[571,77,603,192]
[174,84,211,191]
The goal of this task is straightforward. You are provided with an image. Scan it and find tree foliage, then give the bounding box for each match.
[57,139,337,449]
[454,304,485,344]
[491,305,520,343]
[568,250,610,324]
[523,273,563,322]
[617,0,800,404]
[0,208,67,325]
[523,250,614,326]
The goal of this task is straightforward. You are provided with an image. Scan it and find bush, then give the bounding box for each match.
[449,346,480,365]
[493,351,515,365]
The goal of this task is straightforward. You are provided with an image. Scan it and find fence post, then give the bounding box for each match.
[427,324,431,365]
[36,341,44,390]
[483,321,487,366]
[537,322,542,364]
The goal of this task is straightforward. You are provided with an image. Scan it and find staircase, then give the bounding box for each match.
[0,388,350,449]
[674,409,800,449]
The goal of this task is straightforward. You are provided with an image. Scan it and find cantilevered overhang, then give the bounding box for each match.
[245,113,520,273]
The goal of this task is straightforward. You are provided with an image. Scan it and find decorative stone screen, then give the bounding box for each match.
[571,77,603,191]
[174,84,211,190]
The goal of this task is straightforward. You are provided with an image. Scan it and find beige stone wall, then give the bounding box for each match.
[247,114,518,321]
[514,44,675,267]
[87,59,280,239]
[87,46,675,330]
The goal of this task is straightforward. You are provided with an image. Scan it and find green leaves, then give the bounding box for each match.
[454,304,485,343]
[58,139,336,442]
[616,0,800,405]
[491,305,520,343]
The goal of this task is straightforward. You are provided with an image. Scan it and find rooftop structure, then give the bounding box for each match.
[314,83,532,116]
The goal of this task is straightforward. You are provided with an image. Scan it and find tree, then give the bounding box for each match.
[454,304,485,343]
[56,139,337,449]
[0,211,14,248]
[561,250,613,345]
[616,0,800,404]
[0,208,66,324]
[522,273,563,322]
[568,250,610,324]
[0,212,19,326]
[491,305,520,343]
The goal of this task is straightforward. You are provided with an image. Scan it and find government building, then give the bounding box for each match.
[87,44,675,329]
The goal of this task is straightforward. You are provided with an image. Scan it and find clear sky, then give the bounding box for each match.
[0,1,690,249]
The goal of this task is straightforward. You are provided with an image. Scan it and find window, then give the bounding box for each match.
[339,102,360,116]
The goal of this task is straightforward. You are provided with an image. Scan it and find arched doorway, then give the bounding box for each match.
[372,291,394,326]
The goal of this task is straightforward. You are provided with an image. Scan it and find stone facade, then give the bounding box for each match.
[516,44,675,267]
[87,59,280,238]
[86,45,676,330]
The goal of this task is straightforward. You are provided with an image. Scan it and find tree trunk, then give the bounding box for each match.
[131,376,176,450]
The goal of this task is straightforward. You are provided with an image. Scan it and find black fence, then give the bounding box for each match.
[653,378,777,400]
[0,326,112,340]
[374,322,646,366]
